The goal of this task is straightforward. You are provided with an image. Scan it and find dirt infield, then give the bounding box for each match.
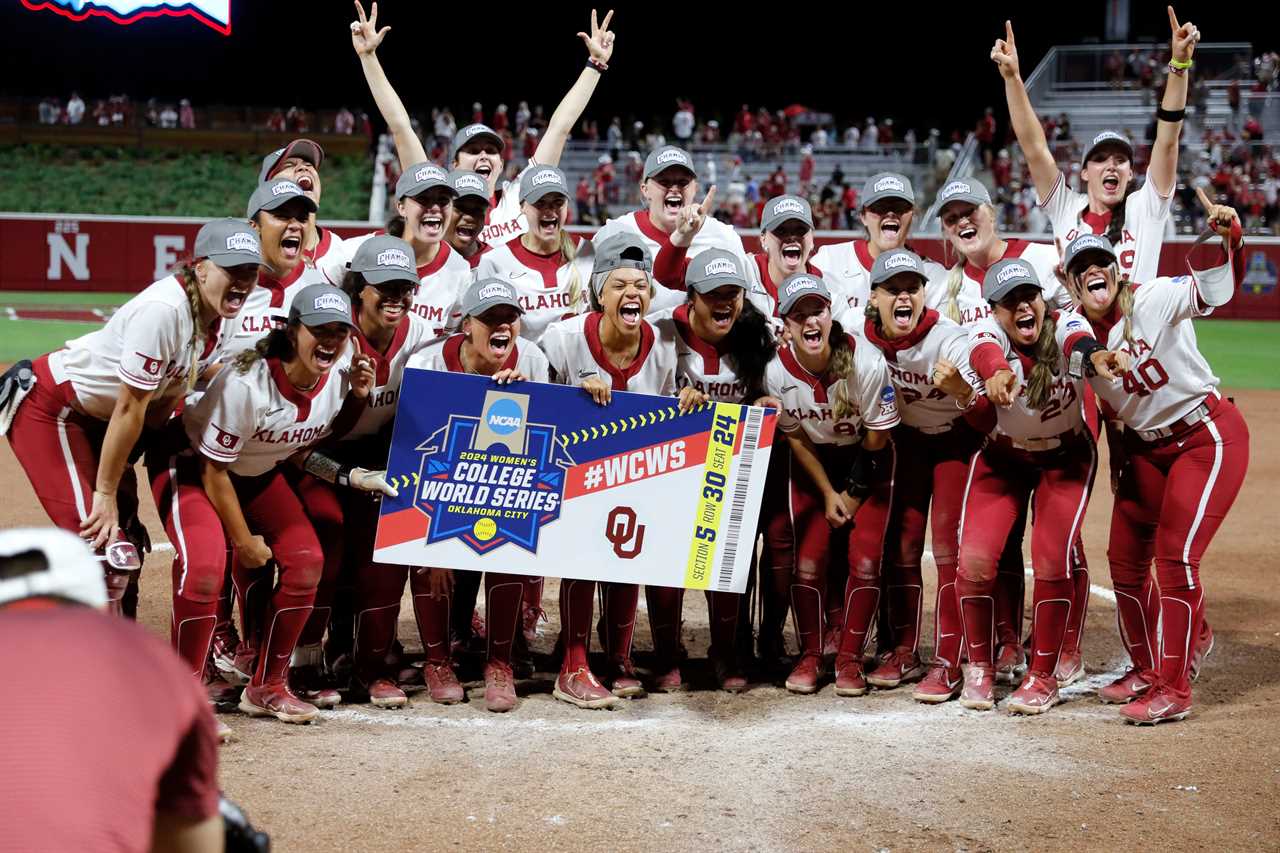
[4,390,1278,852]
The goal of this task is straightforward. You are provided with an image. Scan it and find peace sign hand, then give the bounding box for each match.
[670,186,716,248]
[350,0,390,56]
[1168,6,1200,64]
[577,9,616,66]
[991,20,1021,81]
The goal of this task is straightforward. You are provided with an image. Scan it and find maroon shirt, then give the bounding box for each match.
[0,604,219,852]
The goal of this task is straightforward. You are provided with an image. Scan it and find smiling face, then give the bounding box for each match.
[358,279,415,333]
[253,199,312,273]
[689,285,744,343]
[872,272,926,338]
[992,284,1046,347]
[523,194,568,246]
[462,305,522,373]
[454,141,504,196]
[398,188,455,248]
[641,167,697,232]
[292,321,351,378]
[1083,146,1133,207]
[940,201,997,260]
[861,198,914,253]
[598,269,652,333]
[762,221,814,277]
[196,259,258,319]
[783,295,833,359]
[1070,260,1119,319]
[447,196,490,251]
[271,156,322,206]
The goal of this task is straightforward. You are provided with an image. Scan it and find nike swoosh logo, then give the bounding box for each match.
[266,407,285,418]
[1035,650,1054,657]
[972,642,987,649]
[781,384,799,393]
[939,633,956,639]
[509,271,526,278]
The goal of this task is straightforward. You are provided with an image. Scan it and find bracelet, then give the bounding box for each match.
[1156,106,1187,122]
[587,58,608,73]
[1169,57,1194,69]
[1167,64,1187,78]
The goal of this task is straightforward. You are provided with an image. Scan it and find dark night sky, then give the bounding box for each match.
[1,1,1266,136]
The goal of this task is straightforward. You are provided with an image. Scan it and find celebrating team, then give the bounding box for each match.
[1,4,1249,730]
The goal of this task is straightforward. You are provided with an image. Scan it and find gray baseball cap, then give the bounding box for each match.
[685,249,746,294]
[258,138,324,183]
[591,232,653,277]
[870,249,928,286]
[935,178,992,213]
[461,278,524,318]
[452,123,504,156]
[246,179,318,219]
[761,194,813,232]
[289,283,357,329]
[1082,130,1134,166]
[519,165,570,205]
[983,259,1042,303]
[777,272,832,316]
[349,235,417,285]
[862,172,915,207]
[1063,233,1117,274]
[448,169,491,205]
[194,218,262,268]
[396,162,453,200]
[643,145,697,181]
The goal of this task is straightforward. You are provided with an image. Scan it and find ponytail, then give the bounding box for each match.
[234,322,296,374]
[719,300,775,402]
[561,231,586,314]
[941,263,964,324]
[1024,313,1060,410]
[829,320,860,419]
[1115,275,1137,348]
[178,262,204,392]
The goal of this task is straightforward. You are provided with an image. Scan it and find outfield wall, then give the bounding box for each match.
[2,212,1277,320]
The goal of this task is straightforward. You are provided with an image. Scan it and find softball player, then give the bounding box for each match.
[1062,215,1247,724]
[3,218,260,616]
[811,172,945,315]
[541,233,702,706]
[152,283,376,724]
[257,138,346,268]
[446,169,495,268]
[407,279,551,712]
[475,165,594,344]
[649,249,776,691]
[349,2,616,246]
[762,273,900,696]
[593,145,750,314]
[840,249,981,702]
[954,260,1126,715]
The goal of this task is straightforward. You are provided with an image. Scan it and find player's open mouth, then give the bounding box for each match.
[420,214,443,237]
[280,236,301,259]
[1085,274,1108,295]
[1014,313,1037,339]
[711,305,734,328]
[664,192,683,214]
[880,218,901,237]
[1102,175,1120,192]
[296,174,315,192]
[455,220,478,240]
[959,226,977,240]
[618,302,642,326]
[892,304,913,330]
[379,298,406,321]
[314,345,337,369]
[475,162,493,179]
[781,243,802,265]
[222,285,251,313]
[488,331,511,358]
[801,328,823,348]
[538,215,559,236]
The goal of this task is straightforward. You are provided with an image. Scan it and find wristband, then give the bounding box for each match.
[1167,63,1187,77]
[336,465,353,488]
[1169,57,1193,69]
[587,58,608,73]
[1068,337,1106,380]
[1156,106,1186,122]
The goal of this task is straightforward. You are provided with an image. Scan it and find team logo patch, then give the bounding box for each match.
[703,258,739,277]
[531,169,563,186]
[135,352,162,376]
[879,384,896,415]
[413,390,573,554]
[883,252,918,271]
[313,293,345,312]
[1092,130,1127,147]
[225,232,257,253]
[478,282,514,301]
[413,165,447,184]
[464,125,489,138]
[656,149,689,166]
[214,426,240,450]
[996,263,1031,284]
[873,176,905,194]
[376,248,412,270]
[454,174,485,192]
[772,198,804,216]
[271,181,302,197]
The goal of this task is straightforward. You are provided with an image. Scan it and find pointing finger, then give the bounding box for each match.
[369,1,377,27]
[699,185,717,215]
[1194,185,1215,214]
[1167,5,1180,33]
[1005,19,1015,46]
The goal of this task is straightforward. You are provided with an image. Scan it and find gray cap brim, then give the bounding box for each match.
[862,172,914,207]
[761,196,814,233]
[1082,132,1134,166]
[644,146,697,181]
[207,248,263,268]
[258,139,324,183]
[247,181,317,218]
[689,272,746,294]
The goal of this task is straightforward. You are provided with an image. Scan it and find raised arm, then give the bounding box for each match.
[991,20,1059,204]
[533,9,616,167]
[1148,6,1200,196]
[350,1,427,170]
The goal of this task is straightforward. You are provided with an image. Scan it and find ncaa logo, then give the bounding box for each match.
[486,398,523,435]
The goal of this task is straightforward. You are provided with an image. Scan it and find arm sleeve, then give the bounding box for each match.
[117,301,183,391]
[192,373,256,464]
[652,243,692,291]
[944,330,984,393]
[968,323,1011,380]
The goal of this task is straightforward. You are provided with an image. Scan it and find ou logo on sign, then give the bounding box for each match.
[605,506,645,559]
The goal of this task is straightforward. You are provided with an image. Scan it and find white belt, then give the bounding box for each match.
[995,426,1082,452]
[1136,396,1216,442]
[913,422,954,435]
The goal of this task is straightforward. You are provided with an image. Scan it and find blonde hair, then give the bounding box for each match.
[1024,312,1060,410]
[941,202,998,324]
[1072,262,1136,349]
[178,263,205,392]
[561,231,586,313]
[827,321,860,419]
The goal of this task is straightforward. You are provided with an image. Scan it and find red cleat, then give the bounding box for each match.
[423,662,464,705]
[239,681,319,724]
[1121,682,1192,725]
[785,654,824,694]
[553,666,619,709]
[1054,650,1085,687]
[913,665,962,705]
[1097,668,1155,705]
[359,677,408,709]
[713,657,748,693]
[1007,671,1061,715]
[605,659,646,698]
[834,656,869,697]
[866,648,927,689]
[960,663,996,711]
[483,661,517,713]
[994,643,1027,685]
[1190,621,1214,682]
[290,665,342,709]
[652,665,685,693]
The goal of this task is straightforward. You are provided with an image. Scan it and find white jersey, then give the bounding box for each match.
[1087,271,1223,432]
[303,227,346,271]
[968,309,1093,442]
[651,304,758,403]
[593,210,749,313]
[226,263,328,353]
[1039,171,1172,285]
[742,252,812,325]
[48,275,234,421]
[345,312,438,440]
[323,232,470,336]
[926,240,1074,327]
[764,334,900,446]
[541,312,676,395]
[406,332,551,383]
[474,237,593,344]
[851,311,978,430]
[479,163,534,247]
[184,351,353,477]
[813,238,946,315]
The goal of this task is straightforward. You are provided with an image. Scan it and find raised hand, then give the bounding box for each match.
[577,9,616,66]
[1168,6,1200,63]
[1091,349,1132,381]
[350,0,390,56]
[930,357,973,402]
[1195,185,1242,244]
[670,186,717,248]
[985,369,1020,407]
[349,353,376,398]
[991,20,1021,80]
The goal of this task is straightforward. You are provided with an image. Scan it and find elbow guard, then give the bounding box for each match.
[843,443,890,500]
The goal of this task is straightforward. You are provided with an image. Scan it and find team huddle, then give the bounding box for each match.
[1,4,1251,735]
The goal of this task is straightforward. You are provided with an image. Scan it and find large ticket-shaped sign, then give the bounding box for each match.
[373,369,776,593]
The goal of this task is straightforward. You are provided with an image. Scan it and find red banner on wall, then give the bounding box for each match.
[2,213,1277,320]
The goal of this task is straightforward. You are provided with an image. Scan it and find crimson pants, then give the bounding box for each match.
[957,437,1096,678]
[1107,401,1248,693]
[148,453,340,686]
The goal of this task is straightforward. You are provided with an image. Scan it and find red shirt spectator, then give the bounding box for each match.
[734,105,754,135]
[841,184,858,212]
[799,150,815,185]
[976,112,995,143]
